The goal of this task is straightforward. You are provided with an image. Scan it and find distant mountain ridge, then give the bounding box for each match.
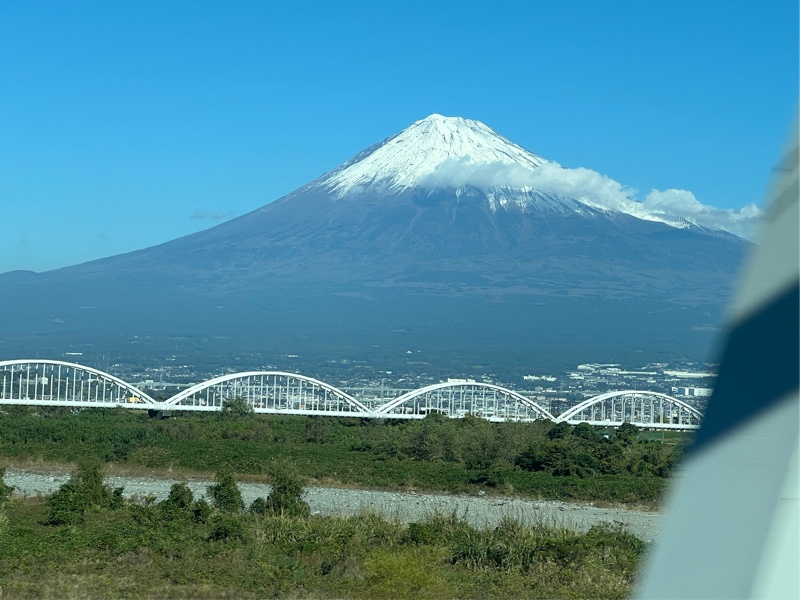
[0,114,749,370]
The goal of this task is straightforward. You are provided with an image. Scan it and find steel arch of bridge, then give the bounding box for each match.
[376,381,555,421]
[0,359,157,407]
[165,371,371,416]
[557,390,703,429]
[0,358,705,429]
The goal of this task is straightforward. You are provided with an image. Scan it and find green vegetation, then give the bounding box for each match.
[257,460,311,517]
[220,395,255,419]
[45,459,124,525]
[208,471,246,513]
[0,406,688,505]
[0,466,14,503]
[0,466,646,599]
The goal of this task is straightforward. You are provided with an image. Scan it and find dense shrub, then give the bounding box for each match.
[208,514,247,542]
[192,498,213,523]
[207,471,244,513]
[616,422,641,445]
[46,461,124,525]
[515,422,679,481]
[0,467,14,503]
[468,466,506,488]
[220,396,254,419]
[249,496,270,515]
[158,482,194,519]
[263,461,310,517]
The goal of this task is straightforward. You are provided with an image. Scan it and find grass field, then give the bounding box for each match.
[0,488,645,599]
[0,408,672,597]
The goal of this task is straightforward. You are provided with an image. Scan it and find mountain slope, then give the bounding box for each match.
[0,115,750,369]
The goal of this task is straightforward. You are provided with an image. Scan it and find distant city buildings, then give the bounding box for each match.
[673,387,713,398]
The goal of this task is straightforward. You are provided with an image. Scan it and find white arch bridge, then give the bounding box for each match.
[0,360,702,429]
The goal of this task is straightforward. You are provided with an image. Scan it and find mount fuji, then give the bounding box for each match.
[0,115,750,370]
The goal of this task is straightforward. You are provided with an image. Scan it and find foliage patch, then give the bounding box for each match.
[0,407,689,505]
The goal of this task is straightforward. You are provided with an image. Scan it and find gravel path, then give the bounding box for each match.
[4,469,663,541]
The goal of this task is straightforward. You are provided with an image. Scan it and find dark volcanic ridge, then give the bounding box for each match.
[0,114,748,368]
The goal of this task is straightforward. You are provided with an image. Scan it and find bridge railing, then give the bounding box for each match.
[0,359,157,407]
[0,359,704,429]
[164,371,372,416]
[557,390,703,429]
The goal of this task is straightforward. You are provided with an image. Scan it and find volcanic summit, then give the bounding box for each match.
[0,114,750,368]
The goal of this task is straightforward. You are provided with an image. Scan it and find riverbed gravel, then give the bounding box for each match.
[5,468,663,541]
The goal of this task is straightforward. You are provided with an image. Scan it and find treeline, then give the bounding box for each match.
[0,405,687,504]
[0,463,644,599]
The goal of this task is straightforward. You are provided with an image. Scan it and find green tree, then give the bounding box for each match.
[589,440,626,474]
[207,471,244,513]
[159,482,194,519]
[208,515,247,542]
[263,461,310,517]
[305,417,333,443]
[461,417,501,470]
[615,422,640,445]
[547,421,572,440]
[46,460,124,525]
[220,397,254,419]
[572,422,597,442]
[516,439,598,477]
[515,444,550,473]
[249,496,270,515]
[405,413,454,462]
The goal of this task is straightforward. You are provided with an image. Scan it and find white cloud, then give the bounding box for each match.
[418,158,543,189]
[421,159,762,240]
[526,162,637,211]
[640,190,762,240]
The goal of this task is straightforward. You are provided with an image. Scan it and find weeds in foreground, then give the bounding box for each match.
[1,497,645,599]
[0,437,650,598]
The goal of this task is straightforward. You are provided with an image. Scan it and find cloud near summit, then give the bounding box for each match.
[420,159,762,241]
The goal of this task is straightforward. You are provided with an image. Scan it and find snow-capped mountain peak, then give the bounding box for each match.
[318,114,548,196]
[305,114,756,240]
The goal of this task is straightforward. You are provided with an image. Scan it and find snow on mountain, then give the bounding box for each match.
[317,114,547,196]
[311,113,758,239]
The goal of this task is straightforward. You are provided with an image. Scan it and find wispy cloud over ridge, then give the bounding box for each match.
[529,162,762,241]
[420,159,762,240]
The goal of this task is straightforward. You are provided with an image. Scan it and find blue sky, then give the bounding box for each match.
[1,0,796,273]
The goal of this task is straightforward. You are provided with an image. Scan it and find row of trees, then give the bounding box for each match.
[0,405,687,504]
[41,460,309,526]
[352,413,679,478]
